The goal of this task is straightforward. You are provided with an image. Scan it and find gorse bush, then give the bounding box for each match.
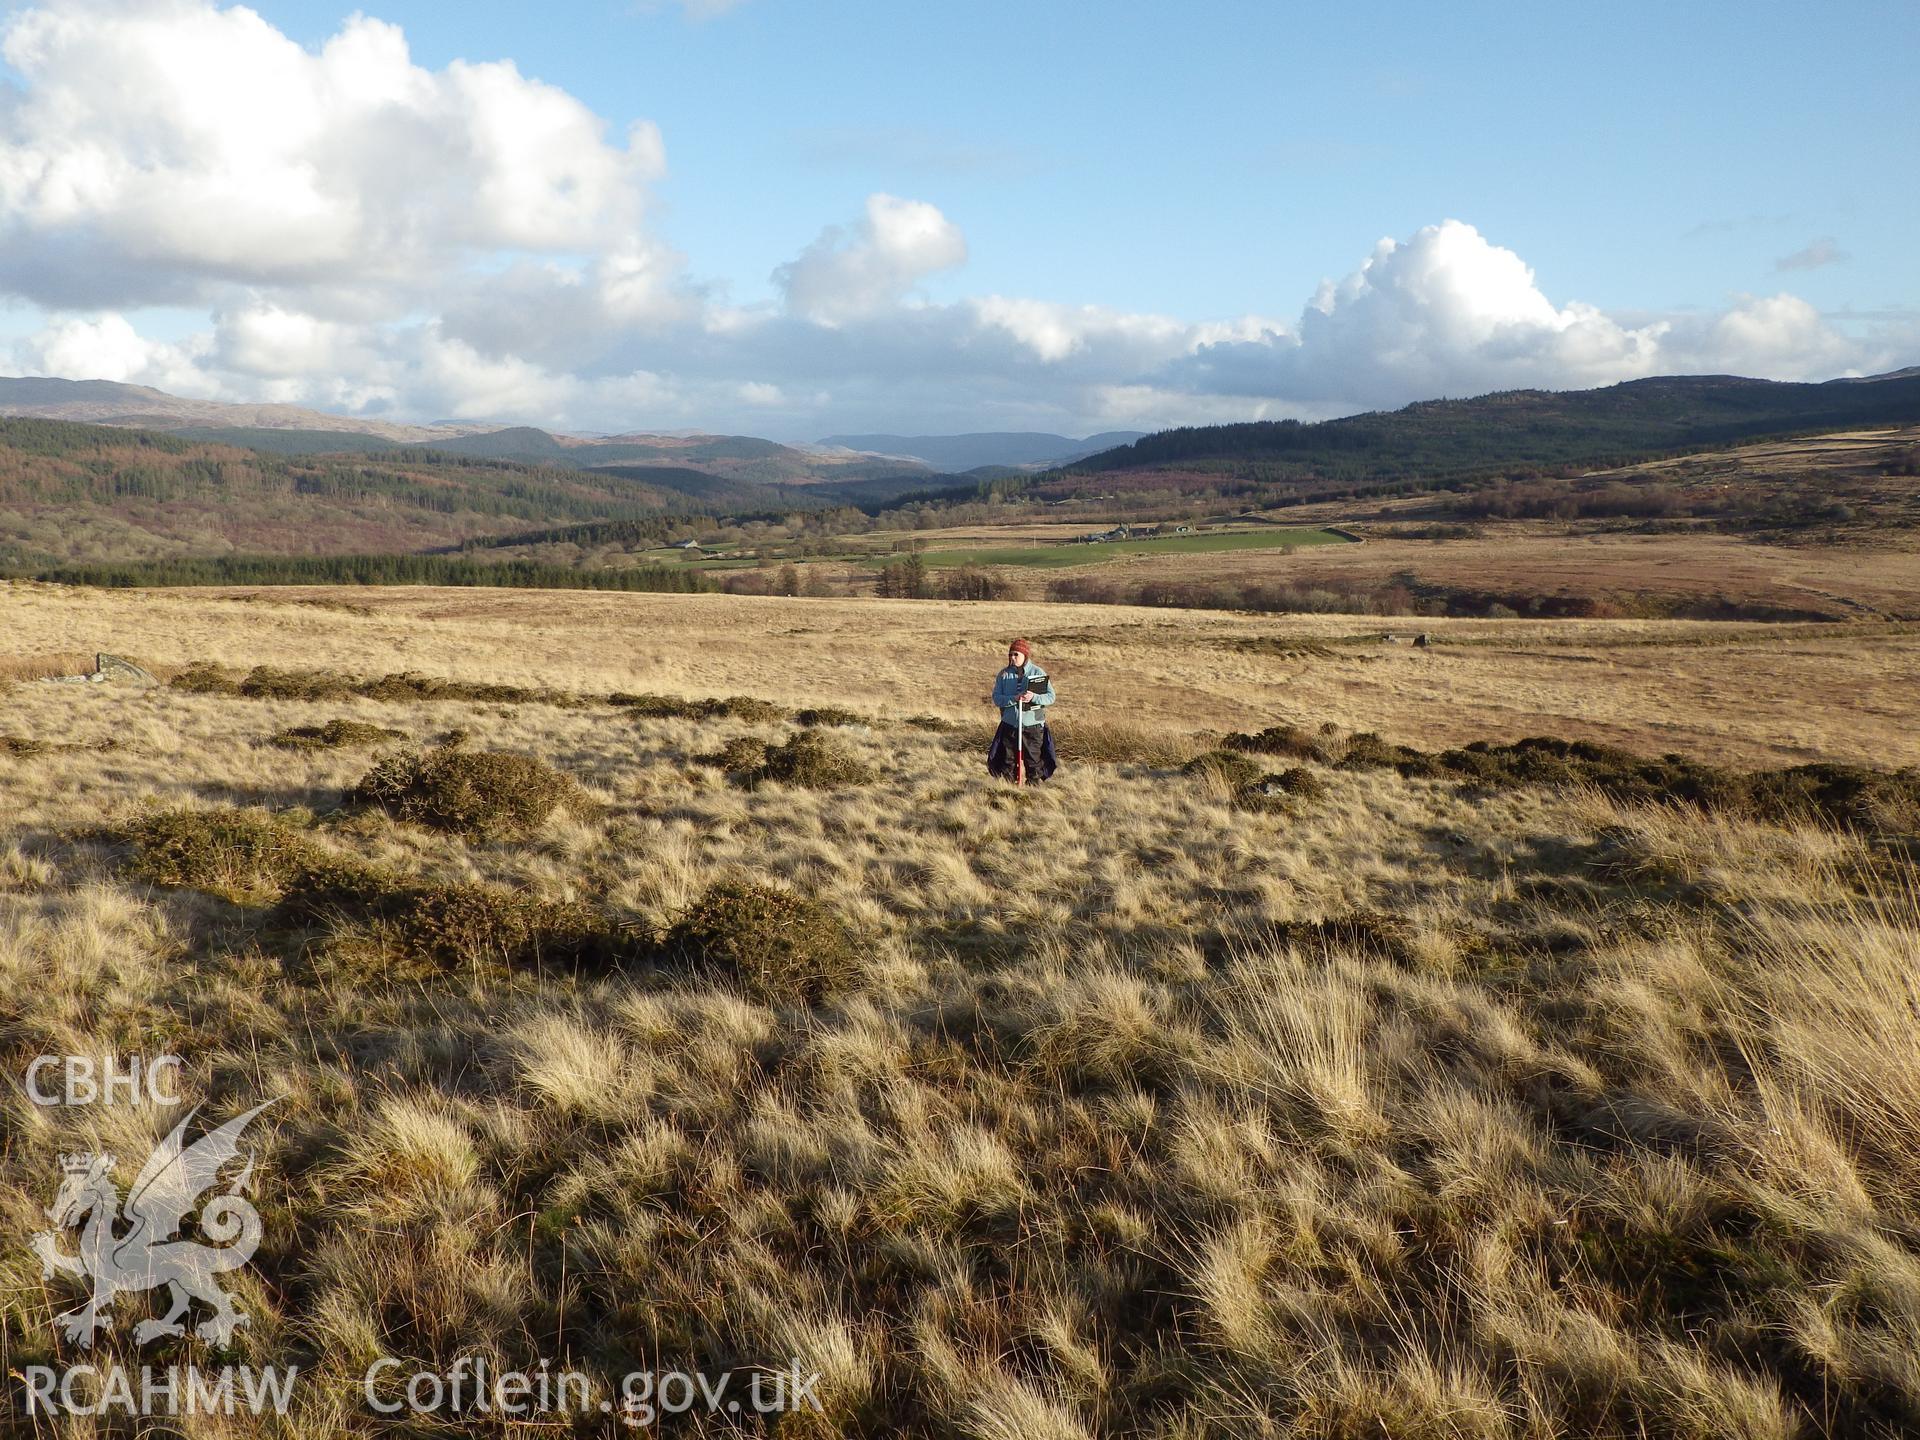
[237,666,356,702]
[611,692,785,723]
[1180,749,1265,789]
[269,718,406,750]
[661,880,862,1005]
[1233,765,1328,813]
[745,731,866,789]
[350,746,585,839]
[1272,765,1325,798]
[700,735,771,775]
[719,696,787,725]
[1223,723,1331,762]
[275,858,632,983]
[118,806,321,903]
[165,659,800,721]
[168,661,245,694]
[1328,733,1920,834]
[170,662,580,707]
[793,706,864,728]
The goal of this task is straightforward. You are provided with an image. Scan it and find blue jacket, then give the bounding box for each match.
[993,660,1054,728]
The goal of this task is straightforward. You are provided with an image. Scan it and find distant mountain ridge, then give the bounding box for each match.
[0,377,962,504]
[1064,371,1920,482]
[0,375,493,443]
[817,431,1147,472]
[0,378,1138,482]
[0,408,985,569]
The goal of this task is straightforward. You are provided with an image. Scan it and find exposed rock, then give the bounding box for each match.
[95,653,157,685]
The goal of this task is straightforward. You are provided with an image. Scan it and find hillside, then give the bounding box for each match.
[0,416,976,566]
[0,417,695,565]
[422,428,945,498]
[0,378,948,499]
[1053,371,1920,507]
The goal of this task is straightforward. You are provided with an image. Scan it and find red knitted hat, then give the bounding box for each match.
[1008,638,1032,660]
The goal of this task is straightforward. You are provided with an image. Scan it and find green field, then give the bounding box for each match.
[869,526,1354,570]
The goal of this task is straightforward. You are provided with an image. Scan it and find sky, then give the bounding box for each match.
[0,0,1915,440]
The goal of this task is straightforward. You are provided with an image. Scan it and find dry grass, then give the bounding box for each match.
[6,579,1920,768]
[1156,527,1920,620]
[2,586,1919,1436]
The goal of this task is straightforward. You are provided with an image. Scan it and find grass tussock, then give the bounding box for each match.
[0,650,133,683]
[1054,720,1205,767]
[269,718,407,750]
[349,745,587,839]
[16,612,1920,1439]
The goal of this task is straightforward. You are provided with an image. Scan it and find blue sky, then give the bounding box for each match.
[1,0,1914,436]
[248,0,1920,316]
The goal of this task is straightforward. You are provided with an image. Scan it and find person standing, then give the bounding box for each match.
[988,638,1056,783]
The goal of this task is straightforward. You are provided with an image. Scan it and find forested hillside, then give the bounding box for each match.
[0,418,687,564]
[1056,372,1920,500]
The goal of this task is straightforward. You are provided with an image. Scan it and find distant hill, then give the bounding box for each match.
[0,416,699,566]
[0,375,494,444]
[0,414,958,568]
[0,377,1051,498]
[818,431,1147,471]
[160,425,939,503]
[1062,373,1920,498]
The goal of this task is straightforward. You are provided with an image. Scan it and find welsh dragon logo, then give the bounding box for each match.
[30,1102,273,1348]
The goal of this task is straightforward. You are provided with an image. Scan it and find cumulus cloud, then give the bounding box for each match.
[0,1,1902,438]
[0,0,661,308]
[1775,237,1848,272]
[774,194,967,323]
[1665,292,1864,377]
[1169,221,1669,406]
[15,313,211,393]
[1168,220,1892,412]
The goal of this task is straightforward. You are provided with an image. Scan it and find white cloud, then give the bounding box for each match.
[1775,237,1847,272]
[214,303,362,378]
[0,4,1902,438]
[774,194,967,324]
[1169,220,1890,410]
[14,313,211,393]
[968,296,1199,365]
[0,0,658,306]
[1665,292,1864,378]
